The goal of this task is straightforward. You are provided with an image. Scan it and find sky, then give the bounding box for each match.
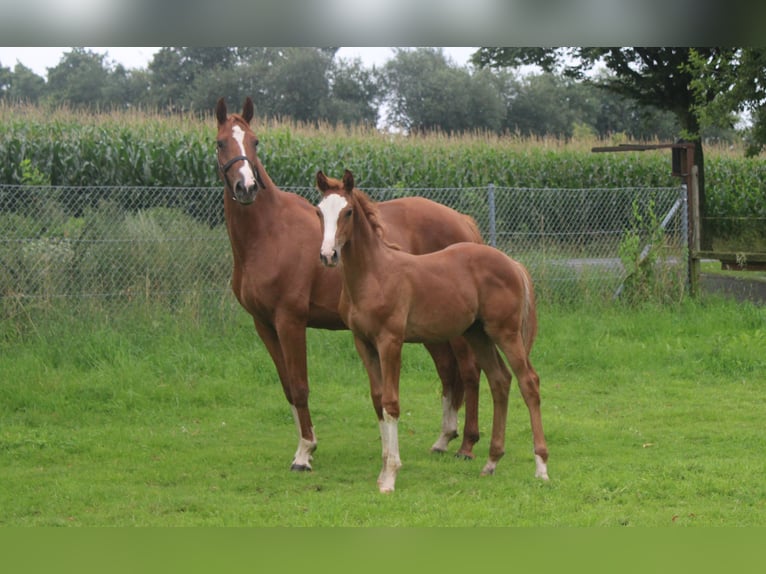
[0,47,478,77]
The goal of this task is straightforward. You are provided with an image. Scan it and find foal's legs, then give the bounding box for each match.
[424,342,463,453]
[352,335,402,493]
[462,327,513,476]
[449,338,482,459]
[490,329,549,480]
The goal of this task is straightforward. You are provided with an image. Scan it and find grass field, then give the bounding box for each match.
[1,295,764,526]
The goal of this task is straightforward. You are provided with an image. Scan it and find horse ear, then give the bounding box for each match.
[216,97,227,125]
[316,170,328,192]
[243,97,254,124]
[342,169,355,192]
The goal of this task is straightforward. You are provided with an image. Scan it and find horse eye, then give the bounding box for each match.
[216,140,224,149]
[344,208,353,219]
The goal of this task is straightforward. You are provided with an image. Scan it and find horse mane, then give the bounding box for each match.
[352,187,402,251]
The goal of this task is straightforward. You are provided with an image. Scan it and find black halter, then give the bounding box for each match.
[217,153,266,197]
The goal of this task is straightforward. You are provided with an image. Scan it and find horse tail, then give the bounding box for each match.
[516,261,537,353]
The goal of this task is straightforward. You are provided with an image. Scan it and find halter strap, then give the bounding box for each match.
[217,154,267,196]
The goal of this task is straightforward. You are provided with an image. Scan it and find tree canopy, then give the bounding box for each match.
[471,47,757,249]
[1,46,756,152]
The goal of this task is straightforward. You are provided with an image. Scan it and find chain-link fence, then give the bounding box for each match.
[0,183,687,312]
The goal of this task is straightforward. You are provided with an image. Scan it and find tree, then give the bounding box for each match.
[0,62,11,98]
[322,57,381,127]
[145,47,241,111]
[687,48,766,157]
[502,72,581,138]
[45,48,113,109]
[383,48,504,133]
[473,47,723,249]
[260,48,332,123]
[6,63,46,104]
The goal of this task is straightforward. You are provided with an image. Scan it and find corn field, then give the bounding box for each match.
[0,103,761,316]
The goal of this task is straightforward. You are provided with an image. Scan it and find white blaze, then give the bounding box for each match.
[231,125,257,189]
[317,193,348,261]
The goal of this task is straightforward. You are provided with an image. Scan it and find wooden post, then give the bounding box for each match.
[688,165,701,297]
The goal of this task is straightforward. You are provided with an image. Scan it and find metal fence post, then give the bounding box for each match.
[487,183,497,248]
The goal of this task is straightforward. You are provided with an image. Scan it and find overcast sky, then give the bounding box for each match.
[0,47,478,77]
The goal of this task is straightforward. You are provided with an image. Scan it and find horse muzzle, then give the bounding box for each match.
[320,249,339,267]
[233,180,259,205]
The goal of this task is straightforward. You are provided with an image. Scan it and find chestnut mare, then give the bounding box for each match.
[216,97,484,471]
[316,170,549,492]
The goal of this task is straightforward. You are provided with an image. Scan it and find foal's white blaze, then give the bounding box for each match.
[317,193,348,262]
[231,125,257,189]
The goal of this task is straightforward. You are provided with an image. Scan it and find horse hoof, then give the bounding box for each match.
[455,451,476,460]
[430,447,448,455]
[290,463,312,472]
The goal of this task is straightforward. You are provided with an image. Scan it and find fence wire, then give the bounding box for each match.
[0,184,686,308]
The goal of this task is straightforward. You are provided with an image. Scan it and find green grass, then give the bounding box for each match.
[1,296,765,526]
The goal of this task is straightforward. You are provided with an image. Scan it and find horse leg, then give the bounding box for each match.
[353,335,400,492]
[375,335,405,493]
[450,337,482,459]
[462,327,512,477]
[507,348,549,480]
[353,336,384,420]
[491,330,549,481]
[256,316,316,471]
[423,342,461,453]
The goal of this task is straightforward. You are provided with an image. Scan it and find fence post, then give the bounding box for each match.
[688,165,701,297]
[680,182,690,293]
[487,183,497,247]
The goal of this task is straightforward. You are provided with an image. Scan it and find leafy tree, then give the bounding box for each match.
[383,48,504,133]
[687,48,766,157]
[0,63,10,97]
[322,57,381,127]
[464,68,505,133]
[6,63,46,104]
[502,72,581,138]
[260,47,332,123]
[473,47,723,248]
[45,48,112,109]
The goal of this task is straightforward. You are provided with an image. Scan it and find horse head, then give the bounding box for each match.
[316,169,356,267]
[215,97,265,205]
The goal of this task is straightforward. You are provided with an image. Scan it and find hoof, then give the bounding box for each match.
[290,463,312,472]
[455,451,476,460]
[430,446,448,455]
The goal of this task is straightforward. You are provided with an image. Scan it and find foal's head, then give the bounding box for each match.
[315,169,355,267]
[215,97,265,205]
[316,169,394,268]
